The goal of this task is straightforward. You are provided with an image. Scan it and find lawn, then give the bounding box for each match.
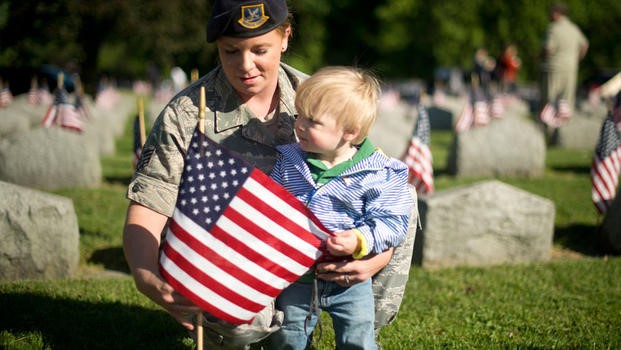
[1,99,620,349]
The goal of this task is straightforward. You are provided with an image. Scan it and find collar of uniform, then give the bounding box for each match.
[212,63,298,134]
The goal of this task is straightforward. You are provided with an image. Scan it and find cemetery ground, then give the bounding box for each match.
[1,112,620,349]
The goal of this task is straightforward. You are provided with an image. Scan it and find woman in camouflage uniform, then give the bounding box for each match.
[122,0,415,347]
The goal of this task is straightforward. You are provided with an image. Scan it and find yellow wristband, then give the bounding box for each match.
[351,229,369,259]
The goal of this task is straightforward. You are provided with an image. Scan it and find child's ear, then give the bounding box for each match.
[343,127,361,142]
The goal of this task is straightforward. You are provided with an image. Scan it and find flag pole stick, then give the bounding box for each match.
[138,96,146,146]
[195,85,206,350]
[56,72,64,126]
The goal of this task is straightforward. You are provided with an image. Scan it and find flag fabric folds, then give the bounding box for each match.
[455,98,473,133]
[540,99,571,128]
[159,127,333,325]
[0,86,13,107]
[403,104,434,195]
[591,107,621,214]
[41,85,83,132]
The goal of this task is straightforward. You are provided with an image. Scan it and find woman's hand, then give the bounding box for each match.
[315,248,394,287]
[123,202,201,330]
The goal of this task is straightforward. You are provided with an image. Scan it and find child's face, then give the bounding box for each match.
[294,112,349,156]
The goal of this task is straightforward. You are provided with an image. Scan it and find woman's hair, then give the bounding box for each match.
[295,66,380,145]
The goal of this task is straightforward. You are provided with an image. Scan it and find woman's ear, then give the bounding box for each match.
[281,27,291,52]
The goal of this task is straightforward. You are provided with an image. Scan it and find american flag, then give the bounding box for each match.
[490,95,504,118]
[159,128,334,325]
[455,98,473,133]
[473,100,490,126]
[591,101,621,214]
[540,100,571,128]
[0,86,13,108]
[403,104,434,195]
[41,86,83,132]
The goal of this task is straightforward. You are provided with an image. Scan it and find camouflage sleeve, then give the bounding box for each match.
[126,93,200,216]
[372,185,418,330]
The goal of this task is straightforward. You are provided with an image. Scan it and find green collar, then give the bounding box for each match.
[307,138,375,184]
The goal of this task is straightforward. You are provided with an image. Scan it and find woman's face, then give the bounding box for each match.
[216,28,290,102]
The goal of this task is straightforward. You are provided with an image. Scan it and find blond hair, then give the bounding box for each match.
[295,66,380,145]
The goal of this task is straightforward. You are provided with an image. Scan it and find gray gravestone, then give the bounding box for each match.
[414,180,555,268]
[447,116,546,177]
[0,180,79,280]
[0,127,101,189]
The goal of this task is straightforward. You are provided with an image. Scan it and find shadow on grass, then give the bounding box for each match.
[554,223,615,256]
[549,165,591,175]
[89,247,130,274]
[103,175,133,186]
[0,293,190,350]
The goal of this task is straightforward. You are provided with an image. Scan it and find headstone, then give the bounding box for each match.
[0,108,30,137]
[0,180,79,280]
[370,101,413,159]
[0,127,101,189]
[428,94,465,130]
[550,105,608,150]
[414,180,555,268]
[447,116,546,177]
[600,189,621,252]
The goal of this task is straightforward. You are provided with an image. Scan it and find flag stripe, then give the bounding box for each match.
[167,218,282,296]
[235,182,324,256]
[171,209,290,289]
[244,173,333,241]
[230,190,320,266]
[590,113,621,214]
[403,105,434,195]
[162,234,266,312]
[159,252,253,324]
[216,208,311,278]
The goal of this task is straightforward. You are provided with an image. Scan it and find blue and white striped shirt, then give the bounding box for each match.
[270,143,413,254]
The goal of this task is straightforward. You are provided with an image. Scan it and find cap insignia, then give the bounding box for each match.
[238,4,270,29]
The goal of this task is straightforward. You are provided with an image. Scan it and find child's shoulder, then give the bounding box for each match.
[368,148,409,171]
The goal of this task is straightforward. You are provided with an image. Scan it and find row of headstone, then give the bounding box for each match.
[0,89,135,281]
[0,91,136,190]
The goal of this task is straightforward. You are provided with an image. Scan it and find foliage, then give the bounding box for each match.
[2,0,620,92]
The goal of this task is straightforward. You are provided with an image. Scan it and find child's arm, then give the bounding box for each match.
[325,229,366,257]
[354,165,413,255]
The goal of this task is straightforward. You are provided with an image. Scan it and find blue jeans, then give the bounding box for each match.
[268,279,377,350]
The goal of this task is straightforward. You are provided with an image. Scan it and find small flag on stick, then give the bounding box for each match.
[591,96,621,214]
[0,79,13,108]
[41,72,83,132]
[158,86,333,326]
[403,104,434,195]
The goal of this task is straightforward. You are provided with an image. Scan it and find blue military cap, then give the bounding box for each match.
[206,0,289,43]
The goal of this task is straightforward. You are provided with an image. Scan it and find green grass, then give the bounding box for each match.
[1,109,620,349]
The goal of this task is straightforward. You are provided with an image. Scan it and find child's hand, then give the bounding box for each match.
[326,230,359,256]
